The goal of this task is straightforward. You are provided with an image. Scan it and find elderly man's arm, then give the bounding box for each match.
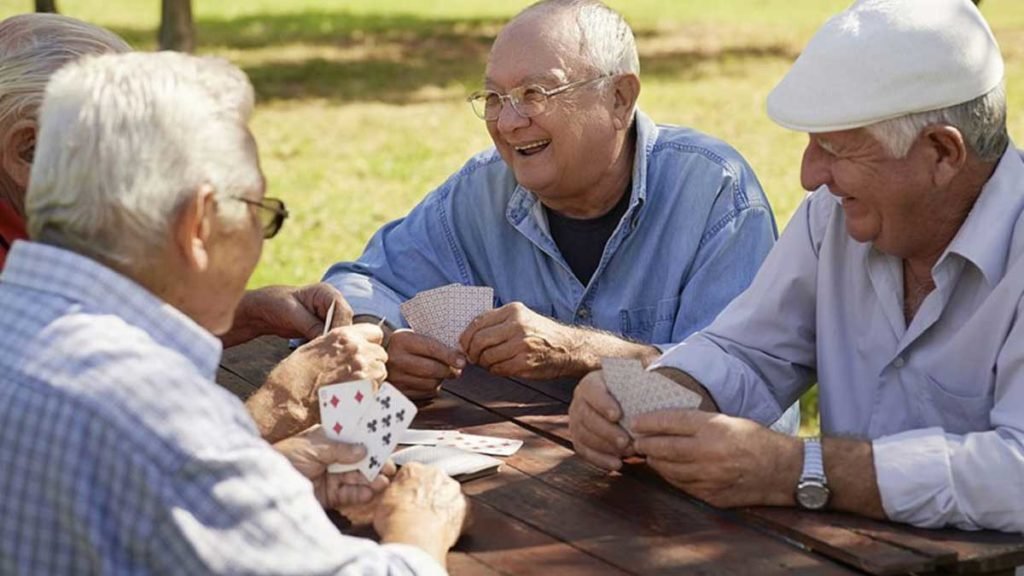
[223,283,353,348]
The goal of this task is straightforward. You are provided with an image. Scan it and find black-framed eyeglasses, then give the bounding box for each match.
[233,196,289,239]
[467,74,612,121]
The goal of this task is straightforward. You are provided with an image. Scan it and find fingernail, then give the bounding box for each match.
[616,436,628,449]
[454,357,466,368]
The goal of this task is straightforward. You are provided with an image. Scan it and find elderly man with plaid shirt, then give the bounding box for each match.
[0,52,466,574]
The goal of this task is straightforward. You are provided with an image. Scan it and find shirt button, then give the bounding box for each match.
[577,307,590,320]
[893,356,905,368]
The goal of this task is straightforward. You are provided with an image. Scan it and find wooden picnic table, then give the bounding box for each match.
[219,336,1024,575]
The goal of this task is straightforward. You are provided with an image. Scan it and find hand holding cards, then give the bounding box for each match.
[319,380,417,480]
[601,358,701,436]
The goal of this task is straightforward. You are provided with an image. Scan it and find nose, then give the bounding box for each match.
[494,97,530,133]
[800,140,832,192]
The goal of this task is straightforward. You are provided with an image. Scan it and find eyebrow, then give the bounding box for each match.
[483,72,565,90]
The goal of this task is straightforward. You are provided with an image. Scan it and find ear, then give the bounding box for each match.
[610,73,641,131]
[921,125,967,188]
[1,119,37,196]
[173,184,218,272]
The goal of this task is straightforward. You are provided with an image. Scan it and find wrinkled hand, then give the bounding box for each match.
[569,369,634,470]
[253,324,387,442]
[272,426,395,509]
[631,410,800,508]
[374,462,468,555]
[227,283,353,347]
[459,302,579,379]
[386,330,465,400]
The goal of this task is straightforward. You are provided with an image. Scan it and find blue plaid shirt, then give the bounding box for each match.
[0,241,444,575]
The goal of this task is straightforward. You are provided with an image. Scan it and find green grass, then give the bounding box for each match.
[3,0,1024,433]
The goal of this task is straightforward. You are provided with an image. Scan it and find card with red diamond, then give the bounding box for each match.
[319,379,375,444]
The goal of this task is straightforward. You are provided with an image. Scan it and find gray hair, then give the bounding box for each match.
[866,82,1008,162]
[26,52,261,269]
[517,0,640,77]
[0,14,130,133]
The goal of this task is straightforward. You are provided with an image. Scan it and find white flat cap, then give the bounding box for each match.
[767,0,1004,133]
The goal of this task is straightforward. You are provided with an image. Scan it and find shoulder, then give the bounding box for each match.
[648,124,768,210]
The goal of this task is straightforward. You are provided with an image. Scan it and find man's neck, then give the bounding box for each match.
[545,130,636,220]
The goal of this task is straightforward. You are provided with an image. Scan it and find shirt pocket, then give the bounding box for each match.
[619,296,680,344]
[917,371,994,434]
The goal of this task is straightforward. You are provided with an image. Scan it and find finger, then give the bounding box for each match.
[574,441,623,471]
[318,441,368,466]
[396,332,465,368]
[390,351,455,380]
[379,459,398,479]
[633,435,700,462]
[343,323,384,345]
[575,402,631,453]
[630,408,707,437]
[330,483,375,508]
[476,339,520,371]
[464,321,517,365]
[583,372,623,422]
[646,456,704,486]
[388,371,444,394]
[459,304,514,352]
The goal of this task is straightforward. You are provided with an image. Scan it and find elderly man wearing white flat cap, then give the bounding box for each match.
[569,0,1024,533]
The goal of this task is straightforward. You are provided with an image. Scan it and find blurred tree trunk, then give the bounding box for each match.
[159,0,195,53]
[35,0,58,12]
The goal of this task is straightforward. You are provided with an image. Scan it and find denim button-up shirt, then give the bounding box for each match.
[656,146,1024,532]
[325,111,778,351]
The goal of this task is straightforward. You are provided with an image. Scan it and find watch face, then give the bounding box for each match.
[797,482,830,510]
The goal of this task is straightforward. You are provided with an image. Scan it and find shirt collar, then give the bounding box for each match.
[0,241,222,378]
[506,109,658,225]
[940,144,1024,286]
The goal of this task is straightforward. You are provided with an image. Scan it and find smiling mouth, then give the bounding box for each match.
[513,140,550,156]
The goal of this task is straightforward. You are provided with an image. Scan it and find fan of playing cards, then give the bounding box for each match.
[319,380,418,480]
[601,358,702,435]
[400,284,494,349]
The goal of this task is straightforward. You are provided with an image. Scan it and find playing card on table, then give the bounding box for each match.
[319,379,375,443]
[440,432,523,456]
[400,429,460,445]
[355,382,418,480]
[392,445,502,481]
[601,357,702,435]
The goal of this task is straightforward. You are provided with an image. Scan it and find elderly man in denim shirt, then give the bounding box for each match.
[326,0,797,430]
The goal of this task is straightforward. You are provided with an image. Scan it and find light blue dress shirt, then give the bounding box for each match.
[656,146,1024,533]
[0,242,444,575]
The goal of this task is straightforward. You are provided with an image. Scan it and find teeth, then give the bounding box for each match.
[514,140,550,152]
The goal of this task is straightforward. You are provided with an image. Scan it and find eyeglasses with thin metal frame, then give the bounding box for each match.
[232,196,289,239]
[467,74,612,121]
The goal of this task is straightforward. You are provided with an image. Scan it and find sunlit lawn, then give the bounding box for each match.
[3,0,1023,432]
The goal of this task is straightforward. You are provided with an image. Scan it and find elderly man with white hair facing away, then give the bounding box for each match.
[0,51,466,574]
[571,0,1024,534]
[0,12,392,445]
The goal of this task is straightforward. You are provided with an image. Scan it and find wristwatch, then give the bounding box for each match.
[795,437,831,510]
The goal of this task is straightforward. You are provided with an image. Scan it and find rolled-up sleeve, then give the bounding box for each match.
[653,194,821,423]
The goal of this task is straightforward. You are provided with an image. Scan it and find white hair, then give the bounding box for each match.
[866,82,1008,162]
[26,52,261,269]
[518,0,640,77]
[0,13,130,134]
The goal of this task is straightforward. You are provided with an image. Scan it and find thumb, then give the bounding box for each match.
[313,440,367,468]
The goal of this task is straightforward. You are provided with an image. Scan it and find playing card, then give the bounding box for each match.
[399,429,460,445]
[400,284,493,349]
[355,382,418,480]
[440,432,523,456]
[391,445,502,481]
[319,379,375,443]
[601,357,701,435]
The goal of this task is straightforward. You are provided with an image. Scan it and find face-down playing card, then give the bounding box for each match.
[600,357,702,435]
[400,284,494,349]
